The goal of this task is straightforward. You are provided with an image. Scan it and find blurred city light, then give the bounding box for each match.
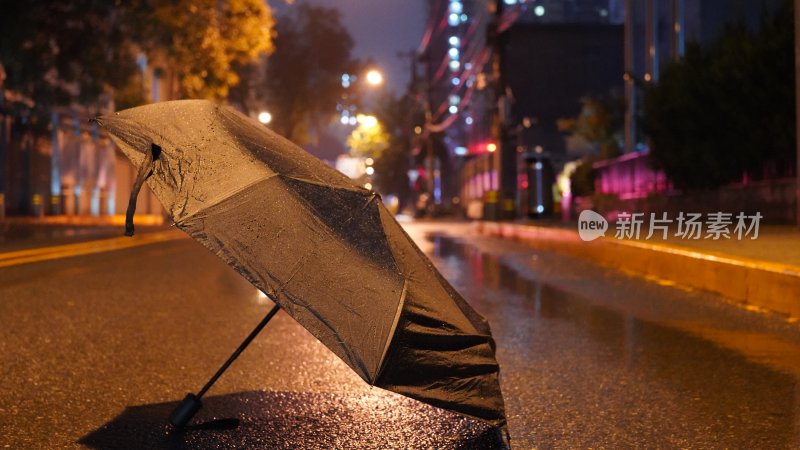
[365,157,374,166]
[364,182,373,190]
[258,111,272,124]
[534,5,546,16]
[448,13,460,26]
[487,143,497,153]
[366,69,384,86]
[357,114,378,128]
[365,166,375,175]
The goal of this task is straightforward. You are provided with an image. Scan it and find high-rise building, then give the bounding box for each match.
[418,0,495,208]
[421,0,624,218]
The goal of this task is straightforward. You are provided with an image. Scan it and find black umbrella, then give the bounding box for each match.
[96,100,509,446]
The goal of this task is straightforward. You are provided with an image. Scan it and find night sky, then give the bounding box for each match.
[272,0,428,95]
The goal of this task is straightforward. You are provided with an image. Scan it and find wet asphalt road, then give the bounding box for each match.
[1,221,800,449]
[0,224,165,252]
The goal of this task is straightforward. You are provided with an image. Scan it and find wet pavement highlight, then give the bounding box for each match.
[4,223,800,448]
[427,234,800,448]
[79,391,500,450]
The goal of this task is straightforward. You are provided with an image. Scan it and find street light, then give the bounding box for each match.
[258,111,272,124]
[365,69,384,86]
[357,114,378,128]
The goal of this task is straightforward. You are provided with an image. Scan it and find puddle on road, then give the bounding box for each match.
[427,234,800,446]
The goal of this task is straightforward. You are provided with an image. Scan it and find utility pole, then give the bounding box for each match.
[795,0,800,226]
[624,0,637,153]
[488,0,511,220]
[0,64,6,220]
[645,0,659,82]
[397,49,419,210]
[671,0,685,60]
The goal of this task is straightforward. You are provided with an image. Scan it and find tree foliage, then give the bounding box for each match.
[135,0,274,100]
[370,93,421,205]
[642,1,795,189]
[0,1,139,108]
[557,93,624,160]
[261,4,355,144]
[347,116,389,159]
[0,0,274,110]
[557,92,623,197]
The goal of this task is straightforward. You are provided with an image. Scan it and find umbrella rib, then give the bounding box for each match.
[282,175,367,194]
[373,279,408,384]
[175,173,279,223]
[279,289,372,381]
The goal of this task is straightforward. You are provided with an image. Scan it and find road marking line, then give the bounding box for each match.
[0,230,185,268]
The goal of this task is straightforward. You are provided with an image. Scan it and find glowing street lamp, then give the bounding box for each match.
[357,114,378,128]
[258,111,272,124]
[365,69,384,86]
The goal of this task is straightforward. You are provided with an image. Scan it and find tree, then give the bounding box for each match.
[347,115,390,159]
[0,0,274,110]
[0,1,140,108]
[134,0,274,100]
[557,92,624,197]
[642,1,795,189]
[557,93,624,160]
[370,93,422,207]
[261,4,355,144]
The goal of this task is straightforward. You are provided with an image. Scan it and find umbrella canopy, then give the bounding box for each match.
[97,100,507,434]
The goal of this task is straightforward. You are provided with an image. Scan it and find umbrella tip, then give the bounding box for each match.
[169,393,203,429]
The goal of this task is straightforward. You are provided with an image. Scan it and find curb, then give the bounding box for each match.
[1,214,165,227]
[474,221,800,318]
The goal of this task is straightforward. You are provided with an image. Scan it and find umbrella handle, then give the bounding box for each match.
[124,144,159,237]
[169,302,281,428]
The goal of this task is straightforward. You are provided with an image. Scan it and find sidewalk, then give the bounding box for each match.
[474,220,800,318]
[635,225,800,267]
[1,213,164,227]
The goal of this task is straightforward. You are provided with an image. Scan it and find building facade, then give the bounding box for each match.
[0,54,170,219]
[422,0,624,218]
